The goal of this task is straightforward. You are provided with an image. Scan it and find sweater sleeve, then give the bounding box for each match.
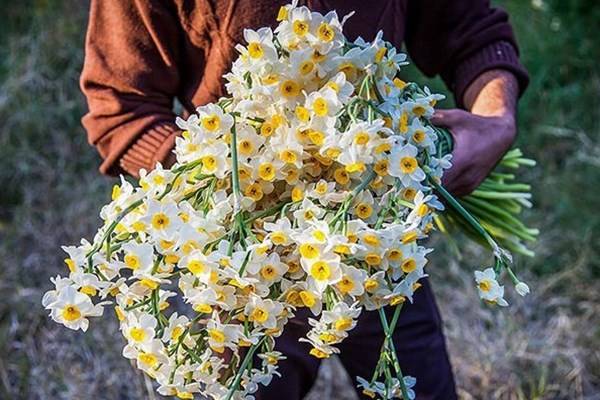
[80,0,185,176]
[404,0,529,108]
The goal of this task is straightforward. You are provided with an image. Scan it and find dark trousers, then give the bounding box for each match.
[255,280,457,399]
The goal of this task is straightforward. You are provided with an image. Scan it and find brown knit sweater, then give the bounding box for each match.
[80,0,528,177]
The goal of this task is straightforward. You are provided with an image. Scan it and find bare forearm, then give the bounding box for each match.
[433,69,521,196]
[463,69,519,120]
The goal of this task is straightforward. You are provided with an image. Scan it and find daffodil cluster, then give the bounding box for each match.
[43,2,533,399]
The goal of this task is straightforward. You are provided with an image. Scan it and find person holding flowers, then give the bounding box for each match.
[72,1,529,398]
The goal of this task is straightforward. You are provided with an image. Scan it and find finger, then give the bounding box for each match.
[430,109,469,127]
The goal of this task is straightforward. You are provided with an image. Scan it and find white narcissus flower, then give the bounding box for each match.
[388,143,426,186]
[245,296,284,329]
[43,285,107,331]
[301,253,342,294]
[123,311,157,345]
[195,103,234,137]
[474,268,509,307]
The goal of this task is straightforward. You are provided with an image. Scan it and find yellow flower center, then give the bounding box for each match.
[171,326,184,341]
[417,203,430,217]
[299,243,319,259]
[317,22,334,42]
[314,182,328,195]
[365,253,382,266]
[176,391,194,400]
[244,183,264,201]
[132,221,146,232]
[345,162,365,173]
[364,279,379,293]
[124,253,141,270]
[375,47,387,62]
[130,327,147,342]
[363,234,380,247]
[334,168,350,185]
[310,261,331,281]
[413,130,426,143]
[151,212,170,230]
[399,156,418,174]
[79,285,97,296]
[401,258,417,273]
[208,328,226,343]
[299,60,314,75]
[338,276,355,294]
[402,230,418,244]
[402,187,417,201]
[299,290,316,307]
[400,112,409,133]
[260,122,275,137]
[334,317,352,331]
[354,131,370,145]
[479,280,492,292]
[201,114,220,132]
[292,20,309,36]
[285,168,300,184]
[276,6,288,21]
[326,81,339,92]
[308,130,325,146]
[291,186,304,202]
[312,230,327,242]
[355,203,373,219]
[387,249,403,261]
[338,62,357,80]
[247,42,264,59]
[270,231,287,245]
[141,278,160,290]
[260,265,277,280]
[325,148,341,159]
[250,307,269,324]
[138,352,158,367]
[64,258,76,272]
[280,149,298,164]
[188,260,206,275]
[393,78,407,89]
[313,97,328,117]
[201,155,217,172]
[239,140,254,155]
[374,159,389,176]
[295,105,310,122]
[193,303,213,314]
[61,305,81,322]
[413,105,427,116]
[310,347,329,359]
[280,80,300,97]
[258,162,276,181]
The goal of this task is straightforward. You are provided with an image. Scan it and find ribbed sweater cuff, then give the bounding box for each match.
[120,122,180,177]
[453,41,529,108]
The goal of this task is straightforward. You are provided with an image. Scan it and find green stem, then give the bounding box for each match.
[378,307,410,400]
[224,337,267,400]
[428,175,505,260]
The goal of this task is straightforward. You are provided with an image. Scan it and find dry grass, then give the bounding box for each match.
[0,0,598,399]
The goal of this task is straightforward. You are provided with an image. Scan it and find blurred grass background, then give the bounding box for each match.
[0,0,598,399]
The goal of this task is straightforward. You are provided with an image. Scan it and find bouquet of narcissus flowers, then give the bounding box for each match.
[43,2,536,399]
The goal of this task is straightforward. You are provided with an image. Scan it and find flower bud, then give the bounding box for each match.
[515,282,530,297]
